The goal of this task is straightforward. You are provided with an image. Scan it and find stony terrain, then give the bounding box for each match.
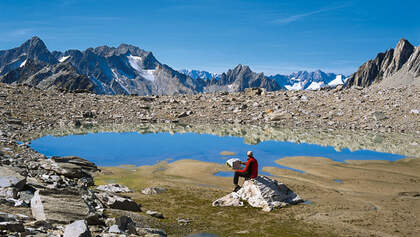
[0,82,419,236]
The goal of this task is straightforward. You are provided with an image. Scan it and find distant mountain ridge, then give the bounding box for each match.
[0,36,347,95]
[179,68,347,91]
[346,38,420,88]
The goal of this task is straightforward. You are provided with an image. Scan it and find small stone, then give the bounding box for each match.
[177,218,191,225]
[410,109,419,114]
[141,187,167,195]
[146,210,164,219]
[136,228,167,237]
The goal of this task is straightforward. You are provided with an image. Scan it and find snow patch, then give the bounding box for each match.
[328,74,345,87]
[19,59,27,68]
[127,55,155,81]
[59,56,70,63]
[306,81,325,90]
[285,82,304,90]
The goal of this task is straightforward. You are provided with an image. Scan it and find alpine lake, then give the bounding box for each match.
[27,124,420,237]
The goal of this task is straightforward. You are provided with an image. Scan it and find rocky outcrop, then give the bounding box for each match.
[40,156,98,181]
[96,192,141,212]
[213,176,303,212]
[96,183,132,193]
[0,59,94,92]
[347,39,420,88]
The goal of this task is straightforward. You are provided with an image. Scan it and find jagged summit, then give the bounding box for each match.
[346,38,420,88]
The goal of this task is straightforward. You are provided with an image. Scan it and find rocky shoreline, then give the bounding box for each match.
[1,82,419,236]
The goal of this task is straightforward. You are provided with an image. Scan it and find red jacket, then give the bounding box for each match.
[236,156,258,179]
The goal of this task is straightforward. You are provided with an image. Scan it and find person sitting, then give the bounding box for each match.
[233,151,258,192]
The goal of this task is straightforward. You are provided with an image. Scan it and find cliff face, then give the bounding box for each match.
[347,39,420,88]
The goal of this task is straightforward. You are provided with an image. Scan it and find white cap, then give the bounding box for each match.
[247,151,253,157]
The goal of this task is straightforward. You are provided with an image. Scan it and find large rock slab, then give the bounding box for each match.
[31,189,90,222]
[212,176,303,212]
[64,220,91,237]
[0,167,26,190]
[96,192,141,212]
[41,156,99,179]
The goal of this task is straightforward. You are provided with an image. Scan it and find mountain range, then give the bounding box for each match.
[1,37,417,95]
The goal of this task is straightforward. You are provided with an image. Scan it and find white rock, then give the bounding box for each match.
[108,224,121,233]
[96,184,132,193]
[64,220,91,237]
[212,192,243,207]
[141,187,167,195]
[212,176,303,212]
[30,190,46,221]
[410,109,419,114]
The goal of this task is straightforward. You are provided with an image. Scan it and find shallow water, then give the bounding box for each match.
[30,132,405,174]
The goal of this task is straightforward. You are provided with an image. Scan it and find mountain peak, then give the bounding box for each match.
[23,36,47,49]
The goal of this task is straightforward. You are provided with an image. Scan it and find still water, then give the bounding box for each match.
[30,132,405,175]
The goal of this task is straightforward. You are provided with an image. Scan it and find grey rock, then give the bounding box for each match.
[0,221,25,232]
[63,220,91,237]
[115,215,136,234]
[96,184,132,193]
[96,192,141,212]
[268,111,292,121]
[136,228,167,237]
[108,224,121,233]
[0,166,26,190]
[372,111,387,121]
[141,187,167,195]
[146,210,164,219]
[212,176,303,212]
[31,190,91,222]
[0,187,17,199]
[41,156,98,180]
[0,212,18,222]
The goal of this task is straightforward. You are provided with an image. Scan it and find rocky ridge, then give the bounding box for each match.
[347,38,420,88]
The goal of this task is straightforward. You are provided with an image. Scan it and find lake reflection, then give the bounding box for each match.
[30,132,405,174]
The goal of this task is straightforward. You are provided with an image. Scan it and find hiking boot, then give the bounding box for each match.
[233,185,241,192]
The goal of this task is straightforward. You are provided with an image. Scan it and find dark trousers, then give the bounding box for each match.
[233,171,250,185]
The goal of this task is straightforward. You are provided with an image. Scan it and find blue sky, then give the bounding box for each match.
[0,0,419,75]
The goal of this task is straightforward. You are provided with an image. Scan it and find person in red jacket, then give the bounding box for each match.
[233,151,258,192]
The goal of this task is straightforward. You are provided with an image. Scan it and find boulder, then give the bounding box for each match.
[96,184,132,193]
[96,192,141,212]
[0,221,25,232]
[212,176,303,212]
[31,190,91,222]
[0,212,18,222]
[141,187,167,195]
[115,215,136,234]
[268,111,293,121]
[41,156,99,179]
[31,190,46,221]
[0,166,26,190]
[63,220,91,237]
